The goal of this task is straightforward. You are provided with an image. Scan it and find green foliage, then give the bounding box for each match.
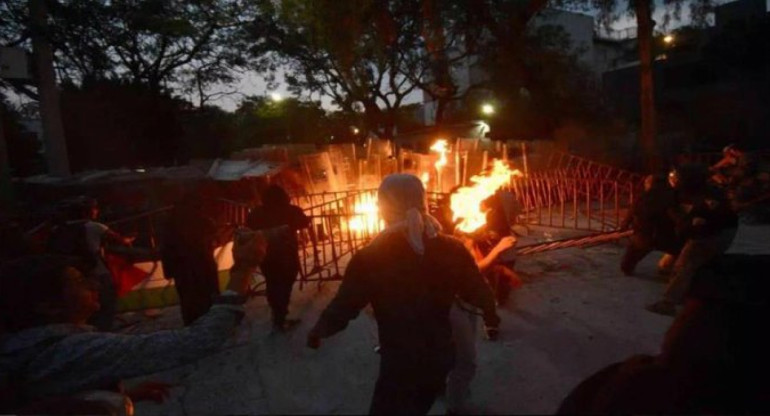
[233,95,330,147]
[246,0,426,138]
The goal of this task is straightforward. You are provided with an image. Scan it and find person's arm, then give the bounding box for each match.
[452,243,500,330]
[31,266,253,399]
[290,206,311,229]
[94,222,134,246]
[475,236,517,272]
[307,252,370,348]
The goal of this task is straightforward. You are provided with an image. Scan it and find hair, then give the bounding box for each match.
[261,184,291,207]
[0,255,85,332]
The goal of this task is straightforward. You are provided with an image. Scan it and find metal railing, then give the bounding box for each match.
[512,176,635,232]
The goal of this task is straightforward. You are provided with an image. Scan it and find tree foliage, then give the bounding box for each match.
[246,0,429,139]
[0,0,260,104]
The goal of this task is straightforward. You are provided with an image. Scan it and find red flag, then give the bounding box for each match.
[105,253,150,297]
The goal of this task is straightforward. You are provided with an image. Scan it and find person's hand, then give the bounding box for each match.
[126,381,173,403]
[122,233,137,246]
[307,330,322,349]
[492,236,517,256]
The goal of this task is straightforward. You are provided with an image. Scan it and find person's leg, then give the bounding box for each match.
[369,357,410,415]
[275,264,299,324]
[261,262,285,327]
[621,235,653,276]
[657,253,677,276]
[370,353,451,415]
[446,304,478,413]
[90,272,117,331]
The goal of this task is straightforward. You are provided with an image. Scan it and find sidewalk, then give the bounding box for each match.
[127,224,768,415]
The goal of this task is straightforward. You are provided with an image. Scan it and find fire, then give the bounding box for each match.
[348,193,382,235]
[430,139,448,170]
[451,159,522,233]
[420,172,430,187]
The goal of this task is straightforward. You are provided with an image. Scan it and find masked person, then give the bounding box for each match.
[647,165,738,316]
[619,174,681,276]
[246,185,310,332]
[307,174,500,415]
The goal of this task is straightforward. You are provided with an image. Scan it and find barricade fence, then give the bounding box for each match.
[108,153,641,311]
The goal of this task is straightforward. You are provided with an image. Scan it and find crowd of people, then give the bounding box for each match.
[1,152,767,414]
[619,145,770,316]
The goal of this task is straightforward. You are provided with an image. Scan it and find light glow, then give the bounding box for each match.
[450,159,522,233]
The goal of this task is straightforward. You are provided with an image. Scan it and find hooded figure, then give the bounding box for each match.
[307,174,499,415]
[245,184,310,332]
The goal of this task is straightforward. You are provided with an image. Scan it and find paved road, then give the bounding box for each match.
[129,224,768,415]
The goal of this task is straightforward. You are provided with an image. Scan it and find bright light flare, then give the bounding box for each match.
[348,193,382,235]
[451,160,522,233]
[663,34,674,44]
[481,104,495,115]
[430,139,449,170]
[270,92,283,102]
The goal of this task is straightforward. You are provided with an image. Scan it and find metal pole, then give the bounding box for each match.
[521,142,529,177]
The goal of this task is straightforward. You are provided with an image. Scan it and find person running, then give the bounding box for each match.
[647,165,738,316]
[619,174,681,277]
[307,174,500,415]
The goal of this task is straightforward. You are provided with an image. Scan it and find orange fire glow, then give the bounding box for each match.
[451,159,522,233]
[430,139,448,170]
[348,193,382,235]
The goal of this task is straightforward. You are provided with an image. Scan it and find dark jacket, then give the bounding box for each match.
[622,187,680,253]
[245,203,309,270]
[311,232,499,359]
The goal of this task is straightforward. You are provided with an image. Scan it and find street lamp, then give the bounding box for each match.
[481,103,495,116]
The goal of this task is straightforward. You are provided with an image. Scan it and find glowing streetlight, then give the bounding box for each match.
[663,34,674,44]
[270,92,283,102]
[481,103,495,116]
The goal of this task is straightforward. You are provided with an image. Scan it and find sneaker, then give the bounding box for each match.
[645,300,676,316]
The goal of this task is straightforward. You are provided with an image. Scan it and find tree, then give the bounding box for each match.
[233,95,329,147]
[1,0,258,102]
[247,0,428,139]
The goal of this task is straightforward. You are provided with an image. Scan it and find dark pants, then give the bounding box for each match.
[262,258,299,326]
[90,272,117,331]
[369,350,453,415]
[175,263,220,326]
[621,234,654,275]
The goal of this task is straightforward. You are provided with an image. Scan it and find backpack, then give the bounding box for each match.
[47,221,99,272]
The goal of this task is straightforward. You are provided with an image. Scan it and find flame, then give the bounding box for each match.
[420,172,430,187]
[430,139,448,170]
[451,159,522,233]
[348,193,382,235]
